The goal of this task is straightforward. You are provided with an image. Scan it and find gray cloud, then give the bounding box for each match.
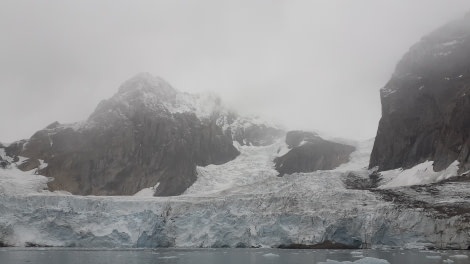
[1,0,469,143]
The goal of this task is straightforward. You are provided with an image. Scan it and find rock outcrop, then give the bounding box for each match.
[275,131,355,175]
[11,73,259,196]
[370,15,470,173]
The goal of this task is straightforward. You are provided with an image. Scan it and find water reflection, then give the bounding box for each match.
[0,248,469,264]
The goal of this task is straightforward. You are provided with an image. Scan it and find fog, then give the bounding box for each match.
[1,0,469,143]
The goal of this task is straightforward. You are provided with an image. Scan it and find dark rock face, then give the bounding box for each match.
[0,160,9,169]
[17,159,40,172]
[370,16,470,173]
[15,73,240,196]
[4,140,26,158]
[275,131,355,175]
[285,130,320,148]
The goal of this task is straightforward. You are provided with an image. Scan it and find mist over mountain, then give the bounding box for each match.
[4,73,285,196]
[370,14,470,174]
[2,6,470,253]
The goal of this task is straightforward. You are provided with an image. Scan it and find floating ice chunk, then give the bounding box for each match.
[443,259,454,263]
[351,251,364,255]
[159,256,178,259]
[319,257,390,264]
[263,253,280,258]
[449,255,468,259]
[426,255,442,259]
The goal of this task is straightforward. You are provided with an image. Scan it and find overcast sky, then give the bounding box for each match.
[1,0,470,143]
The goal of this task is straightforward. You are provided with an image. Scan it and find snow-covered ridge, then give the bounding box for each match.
[59,73,281,137]
[111,73,228,121]
[117,72,176,99]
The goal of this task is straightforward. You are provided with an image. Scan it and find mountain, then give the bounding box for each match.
[5,73,283,196]
[4,15,470,250]
[370,15,470,174]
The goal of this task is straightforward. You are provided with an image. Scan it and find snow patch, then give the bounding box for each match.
[133,183,160,197]
[381,87,396,97]
[333,138,374,172]
[38,159,48,170]
[165,91,223,120]
[442,40,459,46]
[276,140,291,157]
[436,51,452,56]
[62,120,88,131]
[379,160,459,189]
[0,166,51,196]
[0,148,7,160]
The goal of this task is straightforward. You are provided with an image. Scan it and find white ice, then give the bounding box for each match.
[379,160,459,189]
[1,137,470,249]
[318,257,390,264]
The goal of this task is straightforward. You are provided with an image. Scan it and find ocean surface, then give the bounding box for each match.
[0,248,469,264]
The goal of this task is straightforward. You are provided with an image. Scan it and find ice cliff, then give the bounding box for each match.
[1,140,470,249]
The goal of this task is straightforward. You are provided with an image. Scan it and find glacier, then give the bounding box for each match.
[1,139,470,249]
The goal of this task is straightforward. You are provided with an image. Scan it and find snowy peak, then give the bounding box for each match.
[165,91,224,120]
[117,72,177,101]
[114,73,224,120]
[87,72,284,146]
[89,73,227,125]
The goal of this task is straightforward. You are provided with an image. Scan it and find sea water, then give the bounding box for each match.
[0,248,469,264]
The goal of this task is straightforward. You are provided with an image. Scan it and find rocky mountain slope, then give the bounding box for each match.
[370,15,470,173]
[5,73,283,196]
[275,131,355,175]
